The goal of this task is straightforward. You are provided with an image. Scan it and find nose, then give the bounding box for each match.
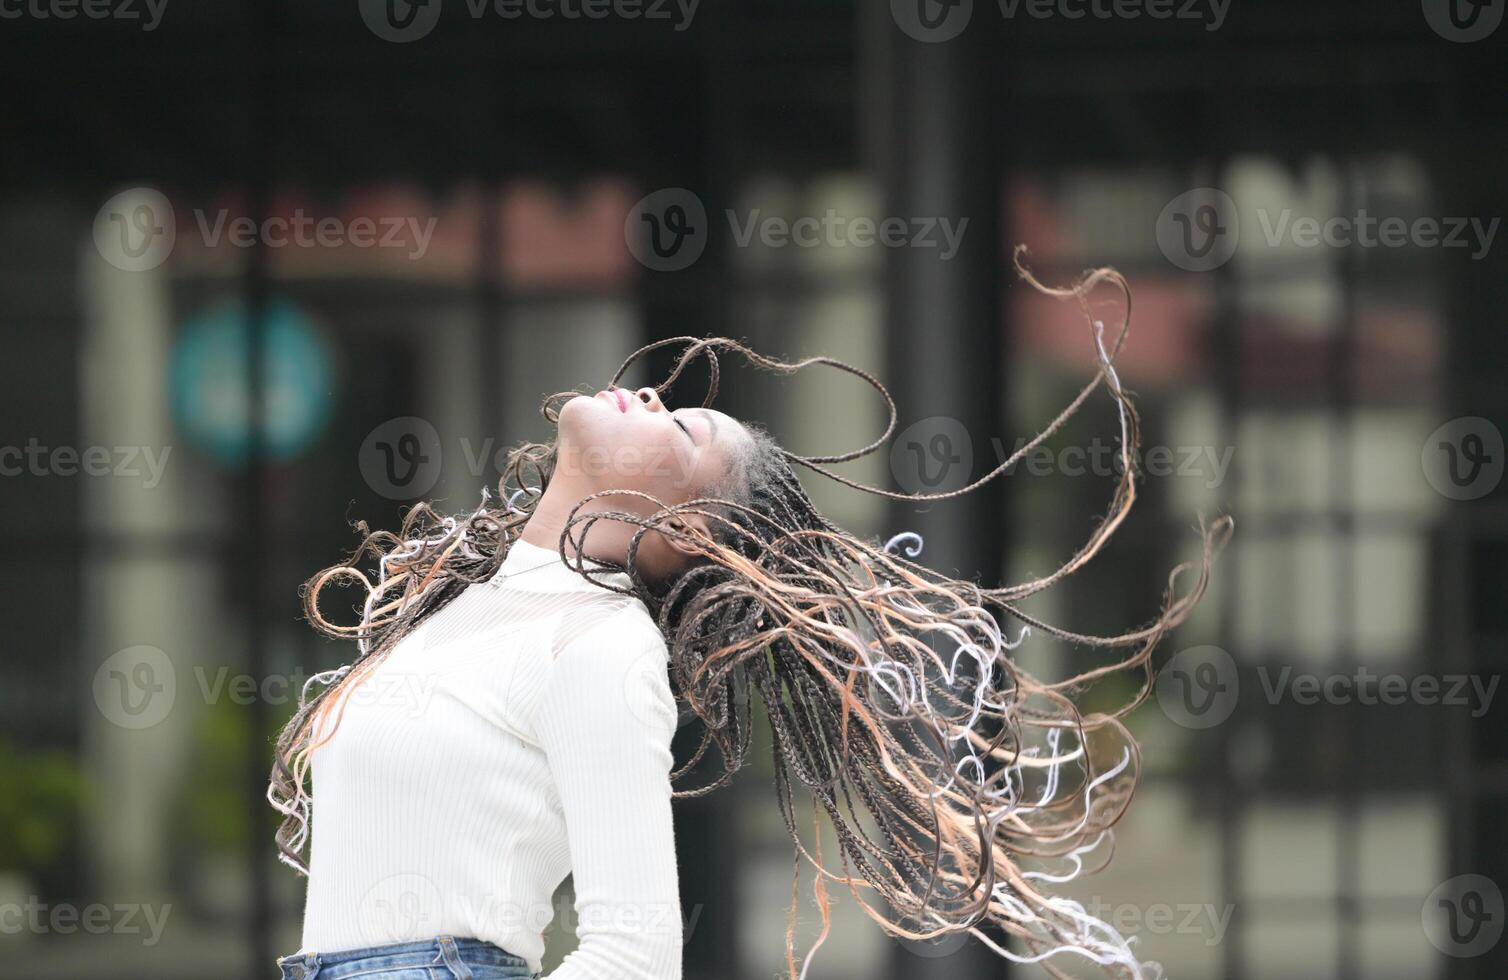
[633,386,664,411]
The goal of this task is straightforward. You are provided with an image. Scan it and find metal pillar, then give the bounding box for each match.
[637,48,745,980]
[862,5,1007,978]
[1438,125,1508,980]
[241,2,277,972]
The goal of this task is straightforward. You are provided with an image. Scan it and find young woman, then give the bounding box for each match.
[269,260,1231,980]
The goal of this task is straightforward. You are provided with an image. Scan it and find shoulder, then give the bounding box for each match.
[563,596,667,663]
[618,601,669,659]
[539,599,677,735]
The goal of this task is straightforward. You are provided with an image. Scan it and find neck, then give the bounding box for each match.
[518,476,635,566]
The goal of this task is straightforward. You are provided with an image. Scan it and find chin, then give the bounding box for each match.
[556,394,630,469]
[556,392,601,437]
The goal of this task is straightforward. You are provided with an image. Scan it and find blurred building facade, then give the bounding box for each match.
[1,3,1505,978]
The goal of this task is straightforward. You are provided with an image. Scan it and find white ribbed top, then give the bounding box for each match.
[297,537,683,979]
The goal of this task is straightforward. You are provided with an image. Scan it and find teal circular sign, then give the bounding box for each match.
[168,298,335,466]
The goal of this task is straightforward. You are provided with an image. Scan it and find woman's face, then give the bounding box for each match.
[555,385,748,509]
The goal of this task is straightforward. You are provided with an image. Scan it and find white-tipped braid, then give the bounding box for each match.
[297,537,683,980]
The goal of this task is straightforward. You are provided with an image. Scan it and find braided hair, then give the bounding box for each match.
[269,250,1232,980]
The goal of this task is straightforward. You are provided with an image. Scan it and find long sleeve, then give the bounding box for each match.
[530,611,684,980]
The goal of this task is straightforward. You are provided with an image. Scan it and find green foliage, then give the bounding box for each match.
[0,739,88,877]
[179,694,252,854]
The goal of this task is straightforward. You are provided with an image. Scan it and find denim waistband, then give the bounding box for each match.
[276,934,531,980]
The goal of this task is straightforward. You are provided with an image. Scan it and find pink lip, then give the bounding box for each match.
[599,388,629,413]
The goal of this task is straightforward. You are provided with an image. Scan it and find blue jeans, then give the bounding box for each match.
[275,935,537,980]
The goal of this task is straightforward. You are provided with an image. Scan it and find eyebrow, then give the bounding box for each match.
[680,408,718,446]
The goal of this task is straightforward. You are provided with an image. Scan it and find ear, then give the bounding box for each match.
[663,512,712,559]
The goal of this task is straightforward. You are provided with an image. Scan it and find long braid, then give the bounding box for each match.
[270,253,1232,980]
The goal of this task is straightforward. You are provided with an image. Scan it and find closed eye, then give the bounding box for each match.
[674,417,693,440]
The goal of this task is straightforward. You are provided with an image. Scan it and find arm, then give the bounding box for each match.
[531,612,684,980]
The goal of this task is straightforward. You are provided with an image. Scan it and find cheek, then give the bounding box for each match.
[629,427,693,495]
[560,407,691,491]
[649,447,716,504]
[608,430,700,500]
